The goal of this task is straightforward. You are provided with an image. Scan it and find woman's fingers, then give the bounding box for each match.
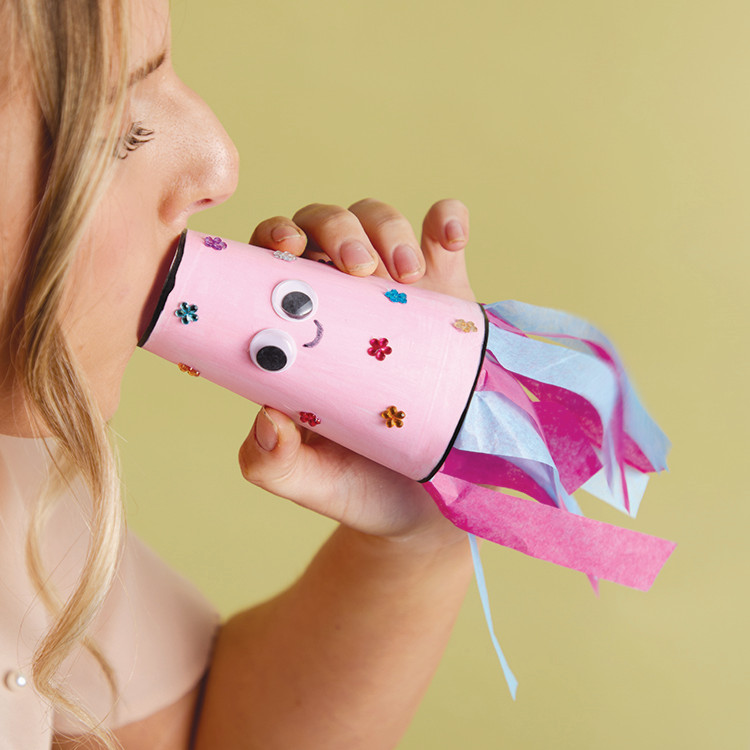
[348,198,425,282]
[292,201,426,283]
[248,200,472,298]
[249,216,307,256]
[238,407,326,510]
[419,199,474,300]
[291,203,381,276]
[239,406,364,520]
[421,199,469,255]
[238,406,451,539]
[238,407,377,529]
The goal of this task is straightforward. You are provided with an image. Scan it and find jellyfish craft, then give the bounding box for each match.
[139,230,674,691]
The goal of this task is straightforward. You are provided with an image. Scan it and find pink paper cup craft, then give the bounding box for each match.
[139,230,674,695]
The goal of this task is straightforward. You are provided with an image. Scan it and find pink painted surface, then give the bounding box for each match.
[142,231,485,480]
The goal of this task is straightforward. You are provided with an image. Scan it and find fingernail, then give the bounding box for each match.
[271,225,303,243]
[445,220,466,245]
[393,244,421,279]
[255,408,279,452]
[340,240,376,273]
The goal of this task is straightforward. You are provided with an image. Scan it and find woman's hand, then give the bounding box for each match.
[238,199,474,546]
[250,198,473,300]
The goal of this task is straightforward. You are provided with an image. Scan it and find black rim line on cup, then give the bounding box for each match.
[138,229,187,348]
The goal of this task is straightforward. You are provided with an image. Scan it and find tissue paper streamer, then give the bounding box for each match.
[422,300,673,593]
[139,231,674,695]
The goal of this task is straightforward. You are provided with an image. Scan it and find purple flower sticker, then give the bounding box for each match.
[203,235,227,251]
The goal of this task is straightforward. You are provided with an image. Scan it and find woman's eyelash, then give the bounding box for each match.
[116,122,154,159]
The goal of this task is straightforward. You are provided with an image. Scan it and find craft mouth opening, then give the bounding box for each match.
[302,319,324,348]
[137,230,186,347]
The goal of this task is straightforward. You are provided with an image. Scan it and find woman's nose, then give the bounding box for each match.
[159,83,240,226]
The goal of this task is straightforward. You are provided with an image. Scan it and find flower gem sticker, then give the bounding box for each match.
[384,289,407,304]
[177,362,200,377]
[299,411,321,427]
[452,318,478,333]
[273,250,297,262]
[381,406,406,429]
[203,235,227,251]
[175,302,199,325]
[367,337,393,361]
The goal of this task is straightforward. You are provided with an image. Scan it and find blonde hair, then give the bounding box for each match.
[8,0,131,745]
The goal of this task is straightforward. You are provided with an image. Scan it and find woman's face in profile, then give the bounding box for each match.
[0,0,239,425]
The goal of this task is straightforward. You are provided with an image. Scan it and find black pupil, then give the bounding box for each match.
[256,346,287,371]
[281,291,313,319]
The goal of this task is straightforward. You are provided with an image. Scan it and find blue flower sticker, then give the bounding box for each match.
[175,302,199,325]
[385,289,407,304]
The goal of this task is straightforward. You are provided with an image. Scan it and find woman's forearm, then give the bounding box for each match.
[194,522,474,749]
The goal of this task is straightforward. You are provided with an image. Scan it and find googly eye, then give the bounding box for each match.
[271,280,318,322]
[249,329,297,373]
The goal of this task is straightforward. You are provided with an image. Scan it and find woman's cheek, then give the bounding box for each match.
[62,205,162,415]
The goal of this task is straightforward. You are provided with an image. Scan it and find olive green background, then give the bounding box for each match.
[112,2,748,748]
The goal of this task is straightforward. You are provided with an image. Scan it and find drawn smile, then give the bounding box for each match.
[303,319,324,348]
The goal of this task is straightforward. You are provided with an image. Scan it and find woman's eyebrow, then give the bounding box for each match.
[127,49,167,87]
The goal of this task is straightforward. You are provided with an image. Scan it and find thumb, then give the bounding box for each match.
[238,406,305,496]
